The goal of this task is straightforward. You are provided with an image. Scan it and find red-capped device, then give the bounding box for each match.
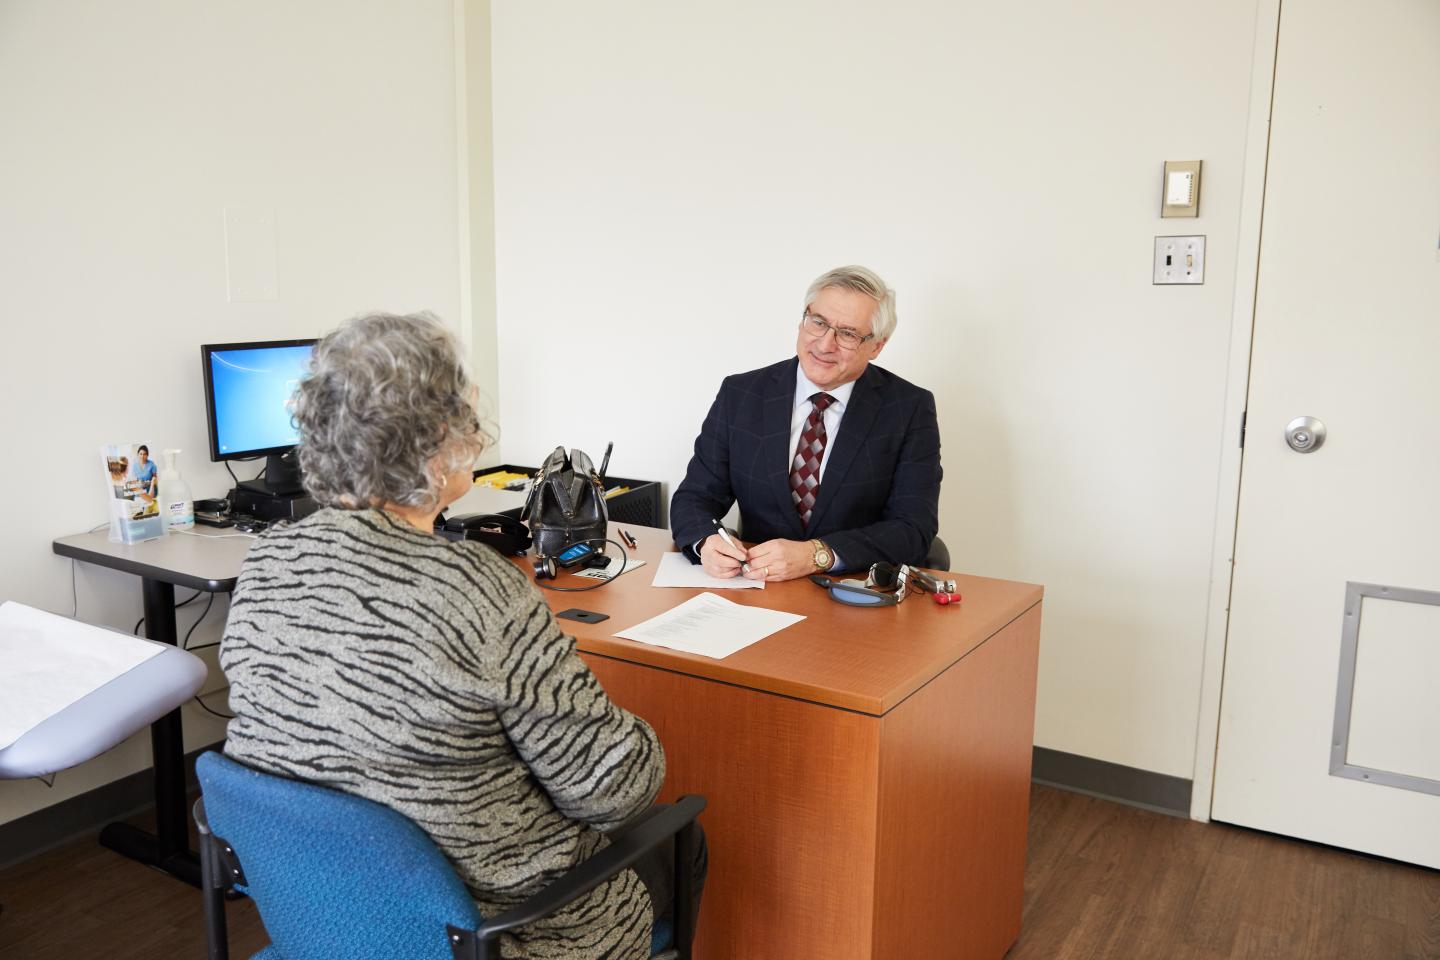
[932,592,962,605]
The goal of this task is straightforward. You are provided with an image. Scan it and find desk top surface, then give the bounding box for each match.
[53,525,257,593]
[55,516,1042,717]
[540,526,1042,716]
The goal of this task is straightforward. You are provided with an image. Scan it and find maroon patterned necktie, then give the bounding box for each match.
[790,392,836,527]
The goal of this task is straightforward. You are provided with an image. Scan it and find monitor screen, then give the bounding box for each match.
[201,339,316,461]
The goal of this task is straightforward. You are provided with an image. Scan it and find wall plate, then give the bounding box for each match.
[1153,235,1205,285]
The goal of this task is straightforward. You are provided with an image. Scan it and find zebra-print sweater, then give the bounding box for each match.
[220,508,665,959]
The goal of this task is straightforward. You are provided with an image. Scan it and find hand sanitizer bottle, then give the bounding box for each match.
[161,449,195,530]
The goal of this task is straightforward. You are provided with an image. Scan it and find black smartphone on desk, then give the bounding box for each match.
[556,608,609,624]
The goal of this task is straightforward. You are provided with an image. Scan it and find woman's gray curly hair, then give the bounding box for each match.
[292,312,491,511]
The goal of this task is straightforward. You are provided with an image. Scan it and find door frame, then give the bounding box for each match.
[1189,0,1284,822]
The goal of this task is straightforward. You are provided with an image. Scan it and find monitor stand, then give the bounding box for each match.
[232,450,317,522]
[237,450,305,497]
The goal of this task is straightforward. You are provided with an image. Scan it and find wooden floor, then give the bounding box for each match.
[0,784,1435,959]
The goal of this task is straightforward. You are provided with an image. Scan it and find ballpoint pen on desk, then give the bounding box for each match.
[711,518,752,576]
[620,529,638,549]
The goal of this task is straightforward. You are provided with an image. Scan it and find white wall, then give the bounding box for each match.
[462,0,502,443]
[0,0,466,828]
[490,0,1264,779]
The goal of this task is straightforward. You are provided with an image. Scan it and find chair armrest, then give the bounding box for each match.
[448,795,706,958]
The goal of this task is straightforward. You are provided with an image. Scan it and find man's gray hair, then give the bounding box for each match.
[292,312,491,511]
[803,265,897,343]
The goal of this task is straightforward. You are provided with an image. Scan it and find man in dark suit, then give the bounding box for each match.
[670,265,941,581]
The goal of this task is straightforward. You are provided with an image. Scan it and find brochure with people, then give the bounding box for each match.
[100,442,165,544]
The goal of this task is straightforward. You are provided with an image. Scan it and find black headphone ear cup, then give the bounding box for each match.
[868,563,899,590]
[533,556,556,580]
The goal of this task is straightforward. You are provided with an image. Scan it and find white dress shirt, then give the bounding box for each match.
[788,369,856,481]
[788,369,856,570]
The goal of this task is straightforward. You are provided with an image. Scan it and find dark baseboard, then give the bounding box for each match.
[0,740,223,871]
[1032,745,1193,817]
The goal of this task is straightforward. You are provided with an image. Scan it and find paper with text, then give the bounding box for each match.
[615,592,804,658]
[651,551,765,590]
[574,555,647,580]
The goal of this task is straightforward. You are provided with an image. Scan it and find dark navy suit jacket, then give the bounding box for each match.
[670,358,941,570]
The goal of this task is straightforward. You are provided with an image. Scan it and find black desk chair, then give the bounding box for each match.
[925,535,950,571]
[193,751,705,960]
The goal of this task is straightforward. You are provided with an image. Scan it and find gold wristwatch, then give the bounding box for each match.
[810,539,834,572]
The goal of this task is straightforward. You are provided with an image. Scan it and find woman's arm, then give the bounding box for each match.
[483,562,665,830]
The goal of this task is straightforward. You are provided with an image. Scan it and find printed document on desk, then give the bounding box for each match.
[651,551,764,590]
[615,592,804,658]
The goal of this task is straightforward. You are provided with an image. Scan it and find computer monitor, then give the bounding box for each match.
[201,339,316,495]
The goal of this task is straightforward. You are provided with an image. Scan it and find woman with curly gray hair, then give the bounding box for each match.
[218,312,681,959]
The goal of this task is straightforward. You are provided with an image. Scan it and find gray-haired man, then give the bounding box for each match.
[670,265,942,581]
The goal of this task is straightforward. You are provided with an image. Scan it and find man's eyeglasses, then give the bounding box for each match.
[801,310,875,351]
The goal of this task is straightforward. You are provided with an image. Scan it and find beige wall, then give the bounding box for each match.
[0,0,467,828]
[489,0,1265,779]
[0,0,1271,835]
[462,0,502,442]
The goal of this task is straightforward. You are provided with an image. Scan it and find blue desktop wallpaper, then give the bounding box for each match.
[209,344,314,455]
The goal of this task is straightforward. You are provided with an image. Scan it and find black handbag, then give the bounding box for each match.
[522,447,608,558]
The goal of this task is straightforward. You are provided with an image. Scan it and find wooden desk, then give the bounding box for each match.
[53,519,1042,959]
[540,525,1043,960]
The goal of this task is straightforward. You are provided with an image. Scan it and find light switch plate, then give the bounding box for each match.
[1161,160,1202,218]
[1154,235,1205,284]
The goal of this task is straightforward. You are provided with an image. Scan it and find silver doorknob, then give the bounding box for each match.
[1285,416,1326,453]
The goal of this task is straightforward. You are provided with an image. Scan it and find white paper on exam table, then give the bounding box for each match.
[615,592,804,659]
[651,551,765,589]
[0,601,164,750]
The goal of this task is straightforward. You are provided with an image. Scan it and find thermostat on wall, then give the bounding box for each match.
[1161,160,1202,218]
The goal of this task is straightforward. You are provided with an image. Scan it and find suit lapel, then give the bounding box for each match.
[806,366,882,533]
[765,359,807,539]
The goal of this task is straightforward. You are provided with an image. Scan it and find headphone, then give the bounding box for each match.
[810,562,912,607]
[532,537,629,592]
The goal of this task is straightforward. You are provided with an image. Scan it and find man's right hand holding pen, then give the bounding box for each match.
[701,519,752,579]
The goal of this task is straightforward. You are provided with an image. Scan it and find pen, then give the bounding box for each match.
[711,518,752,576]
[621,529,638,548]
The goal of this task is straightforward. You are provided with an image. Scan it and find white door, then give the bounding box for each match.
[1212,0,1440,867]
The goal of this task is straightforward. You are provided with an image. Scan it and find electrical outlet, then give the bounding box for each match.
[1153,236,1205,285]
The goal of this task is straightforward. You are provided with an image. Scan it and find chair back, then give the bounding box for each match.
[195,751,481,960]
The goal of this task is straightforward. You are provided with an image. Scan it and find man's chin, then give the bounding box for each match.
[801,355,841,385]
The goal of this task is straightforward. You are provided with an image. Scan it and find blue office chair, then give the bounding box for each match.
[194,751,705,960]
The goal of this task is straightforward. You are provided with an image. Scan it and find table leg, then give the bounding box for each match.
[97,577,201,887]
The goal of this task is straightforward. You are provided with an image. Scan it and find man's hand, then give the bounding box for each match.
[744,539,818,582]
[699,533,750,579]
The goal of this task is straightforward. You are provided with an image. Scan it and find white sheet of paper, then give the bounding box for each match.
[573,555,647,580]
[650,551,765,590]
[615,592,804,659]
[0,602,163,750]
